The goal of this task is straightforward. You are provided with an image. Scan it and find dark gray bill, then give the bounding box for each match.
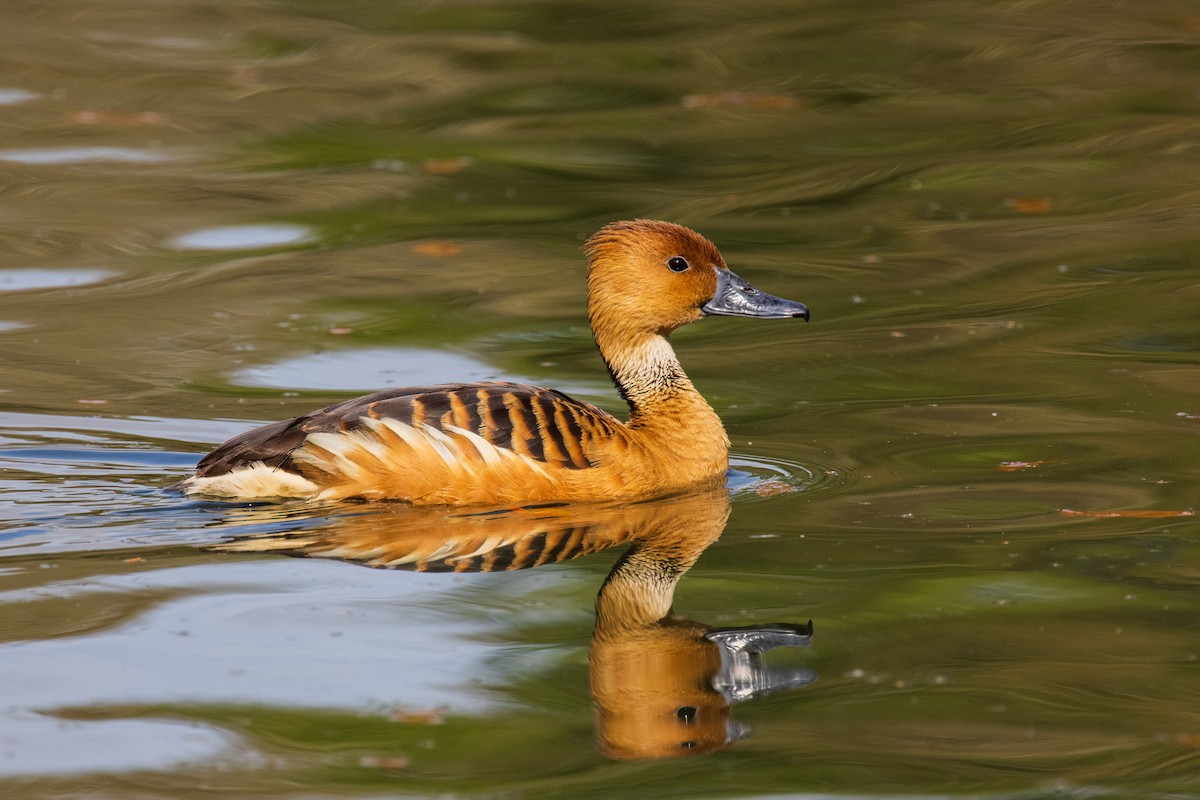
[701,268,810,320]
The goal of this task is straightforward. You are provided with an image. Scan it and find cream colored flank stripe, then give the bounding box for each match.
[448,391,471,431]
[530,397,563,464]
[409,397,426,427]
[502,391,536,459]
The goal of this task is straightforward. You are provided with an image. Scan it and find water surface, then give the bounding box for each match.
[1,1,1199,797]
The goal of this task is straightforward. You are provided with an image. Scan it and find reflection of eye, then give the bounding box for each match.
[675,706,698,723]
[680,740,698,749]
[667,256,689,272]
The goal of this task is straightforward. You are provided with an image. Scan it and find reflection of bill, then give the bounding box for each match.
[209,482,814,760]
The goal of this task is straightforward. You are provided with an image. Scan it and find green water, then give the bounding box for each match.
[1,0,1199,796]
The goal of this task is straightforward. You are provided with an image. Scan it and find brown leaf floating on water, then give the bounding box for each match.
[70,110,165,126]
[754,480,797,497]
[359,756,410,770]
[409,240,463,257]
[390,707,445,725]
[421,156,472,175]
[683,92,799,111]
[1059,508,1195,519]
[998,460,1055,471]
[1004,197,1052,213]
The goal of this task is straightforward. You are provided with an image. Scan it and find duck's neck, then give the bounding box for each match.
[594,327,718,429]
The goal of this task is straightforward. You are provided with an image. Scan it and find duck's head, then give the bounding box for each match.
[584,220,809,338]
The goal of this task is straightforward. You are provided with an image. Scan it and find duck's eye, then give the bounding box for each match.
[667,256,689,272]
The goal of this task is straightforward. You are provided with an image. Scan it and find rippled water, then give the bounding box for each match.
[2,1,1199,797]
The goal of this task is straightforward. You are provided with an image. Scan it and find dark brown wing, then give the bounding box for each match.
[188,382,623,479]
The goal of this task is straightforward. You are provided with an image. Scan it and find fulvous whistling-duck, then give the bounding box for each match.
[175,220,808,505]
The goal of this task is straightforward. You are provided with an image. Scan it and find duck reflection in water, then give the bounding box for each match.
[211,483,814,760]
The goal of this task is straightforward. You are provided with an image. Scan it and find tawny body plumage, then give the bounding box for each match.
[175,220,808,505]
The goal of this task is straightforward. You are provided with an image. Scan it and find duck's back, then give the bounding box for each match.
[181,382,631,503]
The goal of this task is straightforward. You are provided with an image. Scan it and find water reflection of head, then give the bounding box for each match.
[589,487,735,758]
[588,488,813,760]
[210,483,814,760]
